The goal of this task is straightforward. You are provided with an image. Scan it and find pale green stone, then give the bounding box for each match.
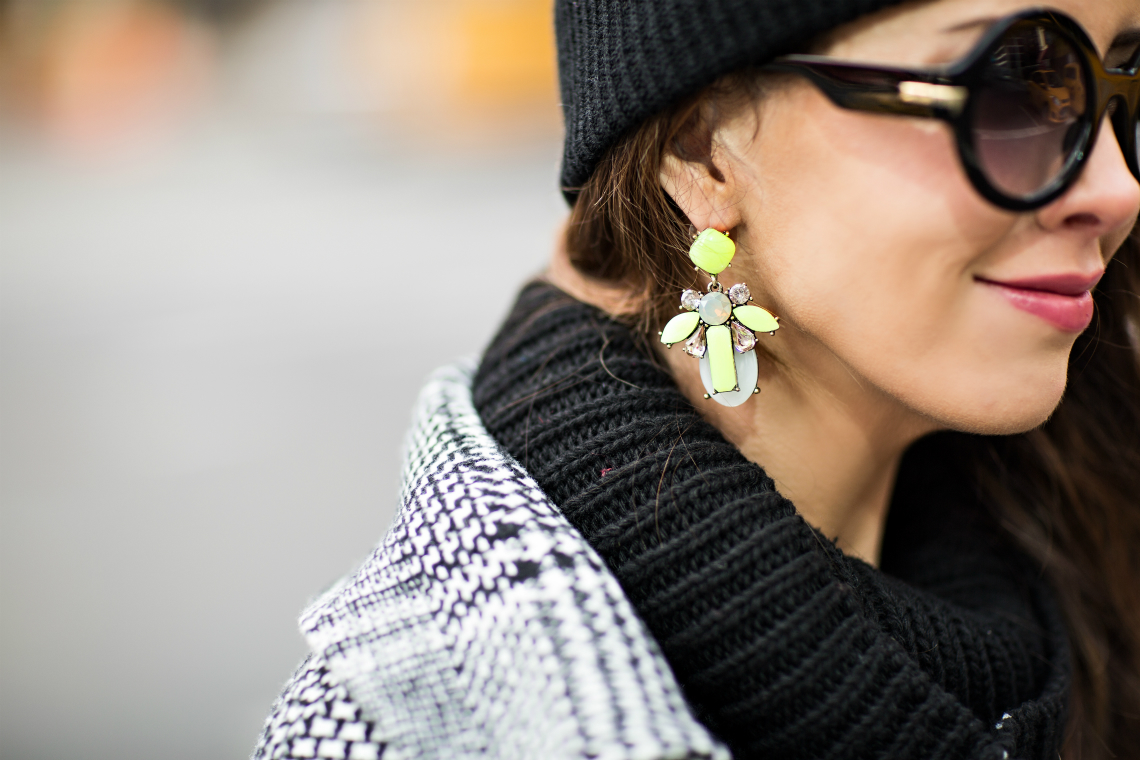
[698,292,732,325]
[733,304,780,333]
[688,229,735,275]
[660,311,700,345]
[706,324,737,393]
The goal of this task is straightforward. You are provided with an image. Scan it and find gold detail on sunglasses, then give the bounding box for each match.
[898,82,968,115]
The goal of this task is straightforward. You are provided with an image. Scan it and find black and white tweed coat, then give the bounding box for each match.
[252,363,729,760]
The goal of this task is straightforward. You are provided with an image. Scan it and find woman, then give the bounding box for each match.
[253,0,1140,758]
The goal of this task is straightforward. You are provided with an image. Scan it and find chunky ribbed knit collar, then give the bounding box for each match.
[473,281,1071,760]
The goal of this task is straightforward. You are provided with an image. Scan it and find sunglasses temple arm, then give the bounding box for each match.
[765,59,968,119]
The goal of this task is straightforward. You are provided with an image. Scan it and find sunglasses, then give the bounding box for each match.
[765,9,1140,211]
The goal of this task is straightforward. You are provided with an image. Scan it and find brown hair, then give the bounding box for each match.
[563,74,1140,760]
[564,70,774,335]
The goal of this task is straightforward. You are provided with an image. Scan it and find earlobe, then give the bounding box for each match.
[659,148,742,233]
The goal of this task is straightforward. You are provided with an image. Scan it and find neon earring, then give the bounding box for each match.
[659,229,780,407]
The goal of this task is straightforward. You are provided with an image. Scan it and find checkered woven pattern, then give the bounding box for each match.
[253,362,727,760]
[253,654,384,760]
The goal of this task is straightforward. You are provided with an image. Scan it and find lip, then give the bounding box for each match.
[984,271,1104,296]
[976,271,1103,333]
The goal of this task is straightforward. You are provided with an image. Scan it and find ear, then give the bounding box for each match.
[659,138,743,232]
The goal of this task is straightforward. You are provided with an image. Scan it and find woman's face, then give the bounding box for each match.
[709,0,1140,435]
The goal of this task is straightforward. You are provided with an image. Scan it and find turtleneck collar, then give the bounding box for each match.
[473,281,1071,760]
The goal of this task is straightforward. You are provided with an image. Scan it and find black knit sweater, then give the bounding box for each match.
[472,282,1071,760]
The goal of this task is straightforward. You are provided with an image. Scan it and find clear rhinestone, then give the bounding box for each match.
[728,283,751,304]
[731,320,756,353]
[684,326,706,358]
[698,291,732,325]
[681,289,702,311]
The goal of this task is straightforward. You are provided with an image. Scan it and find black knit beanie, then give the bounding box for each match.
[556,0,909,201]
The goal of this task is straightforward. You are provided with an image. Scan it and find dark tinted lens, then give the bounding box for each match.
[971,21,1090,199]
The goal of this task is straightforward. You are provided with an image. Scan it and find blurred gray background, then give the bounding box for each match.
[0,1,565,758]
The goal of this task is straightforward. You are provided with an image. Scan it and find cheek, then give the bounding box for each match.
[746,94,1073,432]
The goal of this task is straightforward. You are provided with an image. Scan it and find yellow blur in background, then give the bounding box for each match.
[1,0,560,154]
[355,0,558,122]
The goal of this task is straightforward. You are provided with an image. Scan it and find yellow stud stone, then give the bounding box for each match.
[660,311,700,346]
[688,229,735,275]
[733,304,780,333]
[706,324,737,393]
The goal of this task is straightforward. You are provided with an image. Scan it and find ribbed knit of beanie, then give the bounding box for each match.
[556,0,909,202]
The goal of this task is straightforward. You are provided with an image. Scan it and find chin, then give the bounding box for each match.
[940,372,1069,436]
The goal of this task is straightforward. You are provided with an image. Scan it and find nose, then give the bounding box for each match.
[1035,115,1140,242]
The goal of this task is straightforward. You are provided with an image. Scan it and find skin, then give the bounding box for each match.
[549,0,1140,565]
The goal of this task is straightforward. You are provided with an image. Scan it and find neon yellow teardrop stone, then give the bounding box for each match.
[660,311,700,345]
[706,324,737,392]
[733,304,780,333]
[688,229,735,275]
